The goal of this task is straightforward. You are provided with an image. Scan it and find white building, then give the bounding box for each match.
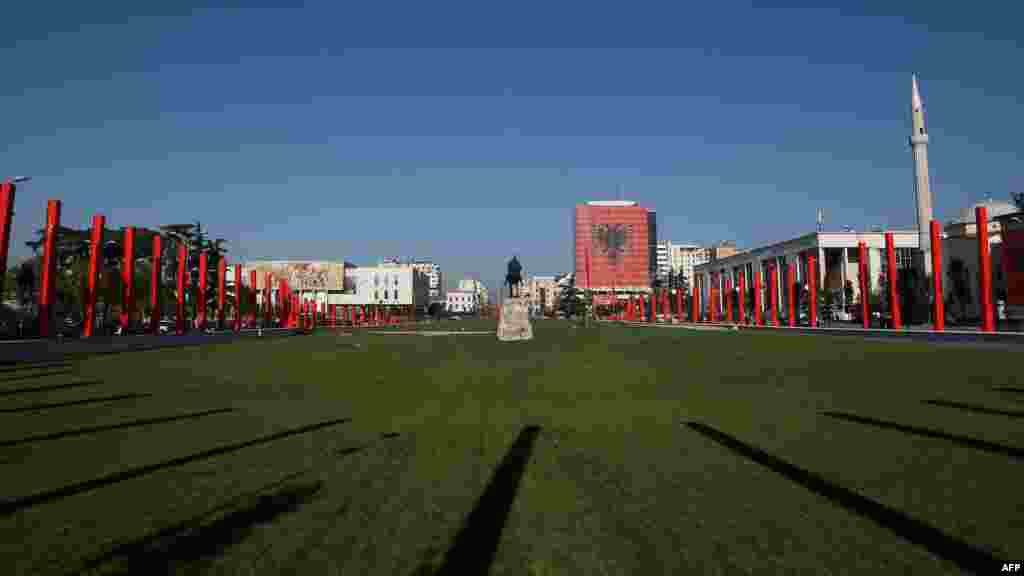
[327,264,429,308]
[694,230,920,319]
[458,278,489,307]
[656,242,710,285]
[656,241,672,285]
[446,290,478,314]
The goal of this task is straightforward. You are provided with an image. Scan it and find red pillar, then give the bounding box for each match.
[119,226,135,332]
[0,181,15,297]
[249,270,257,325]
[197,251,208,331]
[84,215,105,338]
[807,255,817,328]
[738,271,746,324]
[279,279,288,327]
[330,304,336,326]
[754,267,763,326]
[709,275,717,323]
[931,220,944,332]
[976,206,995,332]
[176,243,186,335]
[234,263,242,332]
[38,200,61,338]
[725,277,733,322]
[885,232,902,330]
[150,235,161,335]
[264,273,272,327]
[650,289,657,323]
[787,263,795,327]
[218,258,227,330]
[768,265,778,326]
[858,241,869,329]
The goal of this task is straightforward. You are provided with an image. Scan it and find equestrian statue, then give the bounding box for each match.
[505,256,523,298]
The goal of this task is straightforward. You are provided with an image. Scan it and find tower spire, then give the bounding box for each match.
[910,74,934,275]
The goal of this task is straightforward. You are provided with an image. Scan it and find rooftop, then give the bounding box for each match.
[586,200,638,207]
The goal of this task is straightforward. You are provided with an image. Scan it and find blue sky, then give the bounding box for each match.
[1,1,1021,291]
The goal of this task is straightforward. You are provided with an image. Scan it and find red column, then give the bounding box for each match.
[234,263,242,332]
[650,290,657,323]
[754,267,763,326]
[176,243,186,335]
[150,235,161,335]
[218,258,227,330]
[197,251,208,331]
[709,275,717,323]
[858,241,869,329]
[768,265,777,326]
[807,255,817,328]
[249,270,257,325]
[0,181,15,297]
[279,279,288,327]
[738,271,746,324]
[263,273,272,327]
[119,226,135,332]
[976,206,995,332]
[38,200,61,337]
[885,233,901,330]
[84,215,105,338]
[931,220,944,332]
[330,304,336,326]
[725,277,733,322]
[787,263,795,327]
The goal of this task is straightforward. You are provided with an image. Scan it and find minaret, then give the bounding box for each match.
[910,74,934,274]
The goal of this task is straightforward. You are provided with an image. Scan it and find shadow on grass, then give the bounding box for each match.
[0,378,102,397]
[990,386,1024,395]
[80,475,323,575]
[0,369,73,383]
[821,411,1024,461]
[685,421,999,574]
[923,399,1024,419]
[0,407,234,448]
[426,425,541,576]
[0,417,350,517]
[0,361,72,372]
[0,392,152,414]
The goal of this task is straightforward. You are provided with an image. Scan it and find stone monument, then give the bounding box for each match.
[498,256,533,341]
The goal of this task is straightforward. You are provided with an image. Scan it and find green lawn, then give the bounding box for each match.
[1,320,1021,574]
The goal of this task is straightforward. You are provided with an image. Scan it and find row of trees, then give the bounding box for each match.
[4,222,258,333]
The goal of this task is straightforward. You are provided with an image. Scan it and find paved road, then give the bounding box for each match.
[0,328,307,365]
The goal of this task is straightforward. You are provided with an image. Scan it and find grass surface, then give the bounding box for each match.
[1,320,1021,575]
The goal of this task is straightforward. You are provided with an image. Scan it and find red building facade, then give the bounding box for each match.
[574,201,653,291]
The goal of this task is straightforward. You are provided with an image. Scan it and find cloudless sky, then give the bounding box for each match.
[2,1,1021,291]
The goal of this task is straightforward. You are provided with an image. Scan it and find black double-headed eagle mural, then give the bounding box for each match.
[592,223,632,263]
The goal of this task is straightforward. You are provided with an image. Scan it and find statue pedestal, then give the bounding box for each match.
[497,297,533,342]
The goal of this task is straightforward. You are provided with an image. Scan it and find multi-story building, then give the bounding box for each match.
[411,260,443,300]
[527,275,560,317]
[573,200,655,304]
[458,278,489,307]
[446,290,478,314]
[710,240,740,261]
[655,241,672,285]
[668,244,710,285]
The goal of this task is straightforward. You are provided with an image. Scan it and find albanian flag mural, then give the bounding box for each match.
[575,203,651,289]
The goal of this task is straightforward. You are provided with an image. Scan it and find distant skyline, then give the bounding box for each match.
[2,1,1022,293]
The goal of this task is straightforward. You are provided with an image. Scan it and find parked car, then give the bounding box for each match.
[159,320,174,334]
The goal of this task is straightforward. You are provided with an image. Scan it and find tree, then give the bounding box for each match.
[1012,192,1024,211]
